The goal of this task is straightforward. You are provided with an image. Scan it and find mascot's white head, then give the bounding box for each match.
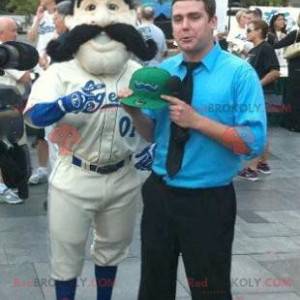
[47,0,157,75]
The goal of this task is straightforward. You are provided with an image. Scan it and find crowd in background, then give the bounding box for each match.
[218,7,300,180]
[0,1,300,203]
[0,0,69,204]
[0,0,168,205]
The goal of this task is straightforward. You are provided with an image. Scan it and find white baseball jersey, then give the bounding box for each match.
[25,59,143,165]
[34,11,56,56]
[138,23,167,66]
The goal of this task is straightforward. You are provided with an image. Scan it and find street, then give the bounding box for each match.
[1,126,300,299]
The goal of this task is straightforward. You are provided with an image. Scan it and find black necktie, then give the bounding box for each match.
[166,62,200,177]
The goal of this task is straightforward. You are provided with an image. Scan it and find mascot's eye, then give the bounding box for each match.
[86,4,96,11]
[107,3,119,11]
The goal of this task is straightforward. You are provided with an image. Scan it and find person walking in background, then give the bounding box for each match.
[27,0,56,185]
[227,8,251,39]
[53,0,71,37]
[268,13,288,76]
[44,0,71,173]
[273,13,300,132]
[137,6,168,66]
[28,0,56,71]
[120,0,266,299]
[268,13,287,45]
[227,8,252,57]
[239,20,280,181]
[41,0,71,212]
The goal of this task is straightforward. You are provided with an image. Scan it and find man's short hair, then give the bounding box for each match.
[249,8,262,20]
[0,16,16,34]
[56,0,72,16]
[250,20,268,39]
[171,0,216,19]
[254,8,262,19]
[141,6,155,21]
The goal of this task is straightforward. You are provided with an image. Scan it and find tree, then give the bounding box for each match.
[0,0,9,12]
[5,0,39,14]
[242,0,289,6]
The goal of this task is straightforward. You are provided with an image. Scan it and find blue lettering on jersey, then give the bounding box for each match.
[108,92,118,103]
[119,116,135,137]
[80,80,106,113]
[38,21,55,35]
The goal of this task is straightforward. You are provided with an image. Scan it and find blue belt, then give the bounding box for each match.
[72,155,130,174]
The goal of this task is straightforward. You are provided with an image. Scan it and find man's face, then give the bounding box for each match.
[239,13,251,28]
[274,15,286,31]
[172,0,216,57]
[0,20,17,42]
[248,12,261,23]
[246,24,259,42]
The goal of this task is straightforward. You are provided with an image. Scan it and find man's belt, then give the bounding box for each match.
[72,155,131,174]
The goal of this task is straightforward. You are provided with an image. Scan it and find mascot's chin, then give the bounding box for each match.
[76,41,130,75]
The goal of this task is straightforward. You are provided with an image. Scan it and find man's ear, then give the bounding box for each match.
[210,15,218,30]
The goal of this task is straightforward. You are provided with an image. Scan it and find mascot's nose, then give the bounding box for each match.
[90,6,113,28]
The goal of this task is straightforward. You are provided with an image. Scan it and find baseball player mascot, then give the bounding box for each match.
[24,0,157,299]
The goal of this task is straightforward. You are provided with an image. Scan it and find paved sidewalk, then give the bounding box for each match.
[1,127,300,300]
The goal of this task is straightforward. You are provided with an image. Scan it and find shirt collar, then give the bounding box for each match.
[175,42,222,72]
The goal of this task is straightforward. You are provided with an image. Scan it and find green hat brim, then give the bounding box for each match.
[121,95,168,110]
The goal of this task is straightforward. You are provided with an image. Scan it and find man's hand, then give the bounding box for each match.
[118,87,133,99]
[36,6,45,22]
[162,95,251,155]
[118,88,154,142]
[39,54,49,70]
[28,5,45,42]
[118,88,141,117]
[161,95,200,129]
[134,144,156,171]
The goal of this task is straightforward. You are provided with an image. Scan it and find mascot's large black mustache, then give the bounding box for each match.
[46,23,157,62]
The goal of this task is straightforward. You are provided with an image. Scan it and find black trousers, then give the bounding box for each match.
[138,173,236,300]
[286,58,300,129]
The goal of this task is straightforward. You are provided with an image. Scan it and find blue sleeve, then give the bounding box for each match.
[27,102,65,127]
[142,108,157,121]
[233,65,267,160]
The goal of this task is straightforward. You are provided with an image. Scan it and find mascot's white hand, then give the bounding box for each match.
[134,144,156,171]
[58,91,89,113]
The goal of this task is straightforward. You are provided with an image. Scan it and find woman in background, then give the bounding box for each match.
[227,9,252,57]
[273,13,300,132]
[268,14,288,76]
[268,13,287,45]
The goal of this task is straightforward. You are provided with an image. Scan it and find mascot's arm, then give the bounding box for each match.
[27,102,65,127]
[27,90,88,127]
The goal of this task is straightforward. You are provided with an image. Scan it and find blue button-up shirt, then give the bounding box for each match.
[145,43,267,188]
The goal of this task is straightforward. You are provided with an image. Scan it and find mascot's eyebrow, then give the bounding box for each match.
[71,0,135,12]
[69,0,84,10]
[76,0,83,7]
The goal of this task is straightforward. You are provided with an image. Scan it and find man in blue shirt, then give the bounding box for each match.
[120,0,266,299]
